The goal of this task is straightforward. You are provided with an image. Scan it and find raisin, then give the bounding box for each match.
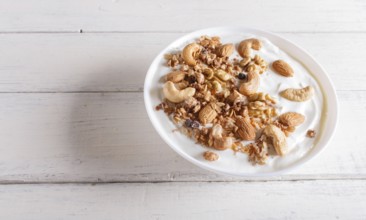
[184,119,193,127]
[185,119,200,128]
[187,75,196,84]
[237,73,247,80]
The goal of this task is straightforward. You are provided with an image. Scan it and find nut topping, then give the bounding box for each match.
[272,60,294,77]
[157,35,320,166]
[235,117,256,141]
[280,86,314,102]
[199,102,219,125]
[217,43,234,57]
[278,112,305,127]
[203,151,219,161]
[263,125,288,156]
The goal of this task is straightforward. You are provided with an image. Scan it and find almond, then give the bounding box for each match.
[235,117,256,141]
[279,112,305,127]
[272,60,294,77]
[199,102,218,125]
[215,69,232,81]
[217,43,234,57]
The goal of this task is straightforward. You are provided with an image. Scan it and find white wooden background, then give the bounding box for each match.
[0,0,365,219]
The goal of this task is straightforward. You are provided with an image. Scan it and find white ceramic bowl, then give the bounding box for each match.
[144,27,338,177]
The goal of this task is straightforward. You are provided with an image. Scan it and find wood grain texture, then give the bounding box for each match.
[0,181,365,219]
[0,0,366,33]
[0,91,363,182]
[0,0,364,218]
[0,33,365,92]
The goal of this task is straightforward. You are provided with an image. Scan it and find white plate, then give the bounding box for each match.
[144,27,338,177]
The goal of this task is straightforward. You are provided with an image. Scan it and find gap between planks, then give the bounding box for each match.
[1,31,366,35]
[0,89,360,94]
[1,177,366,185]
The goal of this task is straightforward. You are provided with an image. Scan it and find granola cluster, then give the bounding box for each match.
[157,35,316,165]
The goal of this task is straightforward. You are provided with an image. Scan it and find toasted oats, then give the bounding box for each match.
[246,139,268,165]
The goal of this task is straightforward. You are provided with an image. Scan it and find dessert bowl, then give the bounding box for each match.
[144,27,338,177]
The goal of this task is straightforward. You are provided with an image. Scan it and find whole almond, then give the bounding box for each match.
[272,60,294,77]
[217,43,234,57]
[235,117,256,141]
[199,102,218,125]
[279,112,305,127]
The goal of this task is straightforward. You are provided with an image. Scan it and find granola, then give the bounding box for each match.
[203,151,219,161]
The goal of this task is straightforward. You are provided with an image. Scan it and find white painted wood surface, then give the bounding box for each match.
[0,0,366,32]
[1,181,365,220]
[0,91,364,182]
[0,0,365,219]
[0,33,365,92]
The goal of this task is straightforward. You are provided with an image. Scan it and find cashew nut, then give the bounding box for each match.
[238,38,262,58]
[263,125,287,156]
[280,86,314,102]
[239,72,260,95]
[212,81,223,93]
[215,69,232,81]
[239,57,251,67]
[182,43,200,66]
[203,68,214,79]
[175,81,189,90]
[163,81,196,103]
[166,71,186,83]
[211,124,233,150]
[211,123,224,138]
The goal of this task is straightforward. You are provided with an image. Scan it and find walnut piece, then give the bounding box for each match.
[307,129,316,138]
[203,151,219,161]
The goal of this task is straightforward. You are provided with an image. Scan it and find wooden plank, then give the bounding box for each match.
[0,181,365,219]
[0,91,363,182]
[0,33,365,92]
[0,0,365,32]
